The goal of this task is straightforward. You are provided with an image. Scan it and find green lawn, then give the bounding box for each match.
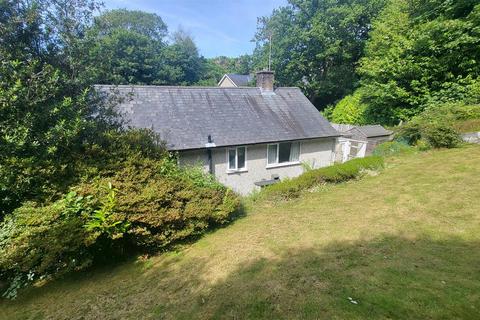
[2,145,480,320]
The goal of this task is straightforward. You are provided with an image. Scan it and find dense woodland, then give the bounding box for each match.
[1,0,480,299]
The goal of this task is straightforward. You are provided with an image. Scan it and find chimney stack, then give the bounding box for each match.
[256,70,274,92]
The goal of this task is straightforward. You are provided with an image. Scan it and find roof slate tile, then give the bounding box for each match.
[96,85,339,150]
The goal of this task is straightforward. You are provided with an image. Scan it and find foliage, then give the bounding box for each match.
[253,0,387,109]
[395,103,479,148]
[324,90,367,124]
[358,0,480,125]
[259,156,384,200]
[93,9,168,41]
[84,10,206,85]
[422,123,462,148]
[0,155,240,298]
[396,120,462,148]
[0,1,118,217]
[372,141,415,157]
[158,29,205,85]
[84,183,130,242]
[0,199,92,299]
[197,55,254,86]
[75,157,240,250]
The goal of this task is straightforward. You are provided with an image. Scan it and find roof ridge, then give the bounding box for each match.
[94,84,302,90]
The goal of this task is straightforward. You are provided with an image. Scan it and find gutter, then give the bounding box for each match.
[170,134,341,152]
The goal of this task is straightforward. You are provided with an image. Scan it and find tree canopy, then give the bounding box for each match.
[84,10,205,85]
[252,0,387,109]
[357,0,480,125]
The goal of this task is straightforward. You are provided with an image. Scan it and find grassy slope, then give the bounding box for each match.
[2,145,480,320]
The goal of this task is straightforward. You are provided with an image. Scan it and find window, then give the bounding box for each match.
[267,142,300,165]
[228,146,246,170]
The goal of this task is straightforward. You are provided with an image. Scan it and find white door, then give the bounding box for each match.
[342,140,351,163]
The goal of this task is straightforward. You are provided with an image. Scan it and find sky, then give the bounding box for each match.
[103,0,288,58]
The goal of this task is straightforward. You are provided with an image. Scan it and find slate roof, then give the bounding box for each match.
[352,125,393,138]
[96,85,339,151]
[224,74,252,87]
[330,123,355,136]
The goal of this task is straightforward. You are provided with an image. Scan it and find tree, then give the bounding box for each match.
[196,55,254,86]
[0,0,115,216]
[84,9,168,84]
[253,0,387,110]
[358,0,480,125]
[93,8,168,41]
[158,29,204,85]
[324,90,367,124]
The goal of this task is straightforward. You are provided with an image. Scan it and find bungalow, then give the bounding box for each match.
[96,71,339,194]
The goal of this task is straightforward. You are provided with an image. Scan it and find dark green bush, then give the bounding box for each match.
[76,156,240,250]
[422,123,461,148]
[396,121,461,149]
[394,103,479,148]
[0,199,93,299]
[395,122,423,145]
[260,156,384,200]
[0,154,240,298]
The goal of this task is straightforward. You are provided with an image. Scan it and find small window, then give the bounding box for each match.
[267,144,277,164]
[227,146,246,170]
[267,142,300,165]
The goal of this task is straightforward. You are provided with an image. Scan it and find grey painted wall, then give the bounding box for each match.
[179,138,336,195]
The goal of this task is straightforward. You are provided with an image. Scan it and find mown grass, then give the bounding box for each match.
[256,156,384,201]
[2,145,480,319]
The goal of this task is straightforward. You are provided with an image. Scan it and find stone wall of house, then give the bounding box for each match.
[179,138,336,195]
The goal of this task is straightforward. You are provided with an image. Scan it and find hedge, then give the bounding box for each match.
[259,156,384,201]
[0,155,240,299]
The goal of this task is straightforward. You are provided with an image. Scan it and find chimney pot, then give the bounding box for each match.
[256,70,274,92]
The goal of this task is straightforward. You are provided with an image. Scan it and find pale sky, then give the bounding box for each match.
[103,0,288,58]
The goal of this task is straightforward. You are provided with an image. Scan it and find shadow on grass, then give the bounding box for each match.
[164,235,480,320]
[3,235,480,320]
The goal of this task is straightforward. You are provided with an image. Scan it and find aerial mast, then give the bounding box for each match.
[268,33,272,71]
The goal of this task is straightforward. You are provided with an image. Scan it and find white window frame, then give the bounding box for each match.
[226,146,247,172]
[266,141,301,168]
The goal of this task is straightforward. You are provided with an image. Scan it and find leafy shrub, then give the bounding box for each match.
[76,157,240,250]
[372,141,415,157]
[0,127,167,219]
[83,183,130,246]
[0,153,240,298]
[394,103,477,148]
[422,123,461,148]
[259,156,384,200]
[396,120,461,149]
[0,199,93,299]
[395,122,423,145]
[324,90,367,125]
